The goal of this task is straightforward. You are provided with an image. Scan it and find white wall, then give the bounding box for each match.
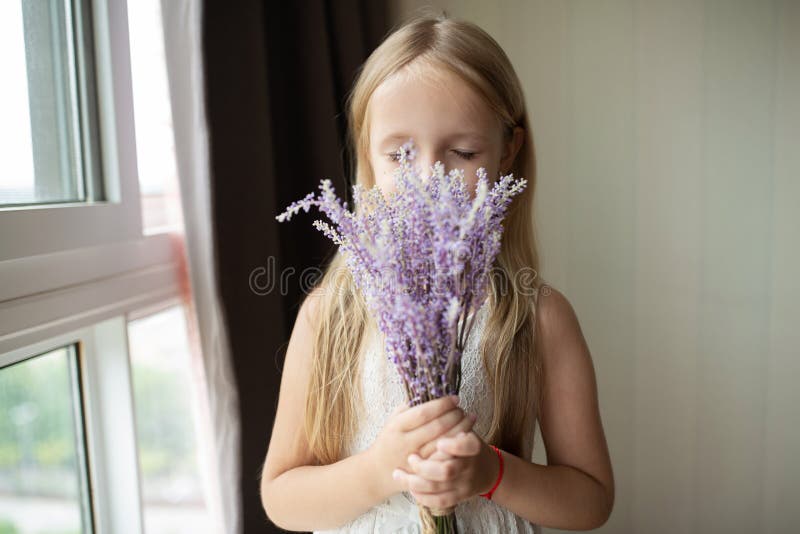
[389,2,800,533]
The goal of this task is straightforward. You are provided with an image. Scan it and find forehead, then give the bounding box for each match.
[368,66,499,148]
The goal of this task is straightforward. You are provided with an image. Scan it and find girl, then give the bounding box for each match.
[260,12,614,533]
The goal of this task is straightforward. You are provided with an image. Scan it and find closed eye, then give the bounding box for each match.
[387,149,478,162]
[452,150,477,161]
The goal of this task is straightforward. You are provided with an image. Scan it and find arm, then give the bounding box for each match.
[488,286,615,529]
[259,287,392,531]
[262,451,390,531]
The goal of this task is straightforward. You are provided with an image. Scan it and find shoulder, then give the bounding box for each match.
[298,283,327,329]
[533,284,590,368]
[534,283,581,337]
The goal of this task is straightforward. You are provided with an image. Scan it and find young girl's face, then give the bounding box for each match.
[367,63,519,198]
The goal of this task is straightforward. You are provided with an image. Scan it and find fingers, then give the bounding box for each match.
[392,467,450,494]
[407,453,460,482]
[424,449,453,462]
[394,469,463,509]
[417,411,477,459]
[396,395,459,432]
[406,406,465,450]
[436,431,482,457]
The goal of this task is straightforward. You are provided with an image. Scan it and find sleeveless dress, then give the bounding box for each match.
[314,297,543,533]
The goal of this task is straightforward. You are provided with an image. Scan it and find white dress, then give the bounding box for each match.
[315,298,543,533]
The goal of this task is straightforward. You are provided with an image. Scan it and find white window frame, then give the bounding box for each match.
[0,0,181,352]
[0,316,145,534]
[0,1,188,532]
[0,0,141,259]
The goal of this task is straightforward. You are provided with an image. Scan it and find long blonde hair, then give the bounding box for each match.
[303,11,546,466]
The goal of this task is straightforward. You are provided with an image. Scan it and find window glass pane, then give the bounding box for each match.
[127,0,184,234]
[0,0,102,208]
[0,346,93,534]
[128,306,212,533]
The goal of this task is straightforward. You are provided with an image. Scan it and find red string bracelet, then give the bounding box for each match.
[479,445,504,500]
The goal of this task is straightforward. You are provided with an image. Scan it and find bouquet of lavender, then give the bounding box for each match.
[276,139,526,533]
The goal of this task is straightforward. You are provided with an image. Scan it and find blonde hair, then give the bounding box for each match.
[303,11,546,467]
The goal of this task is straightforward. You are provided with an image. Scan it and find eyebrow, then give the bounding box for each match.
[377,132,488,149]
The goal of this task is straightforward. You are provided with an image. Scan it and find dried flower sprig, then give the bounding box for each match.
[276,138,527,408]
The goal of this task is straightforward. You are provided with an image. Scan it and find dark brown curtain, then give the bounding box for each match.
[201,1,389,532]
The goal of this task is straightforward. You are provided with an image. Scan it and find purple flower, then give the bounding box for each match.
[276,138,527,406]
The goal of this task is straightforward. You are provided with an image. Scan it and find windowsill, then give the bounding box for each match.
[0,233,183,355]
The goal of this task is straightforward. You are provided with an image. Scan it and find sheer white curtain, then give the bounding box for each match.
[158,1,241,533]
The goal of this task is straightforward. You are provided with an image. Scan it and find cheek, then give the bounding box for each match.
[369,155,386,185]
[373,167,397,197]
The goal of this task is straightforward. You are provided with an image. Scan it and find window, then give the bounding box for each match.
[128,305,212,533]
[0,0,142,262]
[0,0,215,532]
[127,0,183,234]
[1,319,146,533]
[0,346,93,534]
[0,0,103,208]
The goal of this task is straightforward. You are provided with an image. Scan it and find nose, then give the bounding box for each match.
[412,150,444,179]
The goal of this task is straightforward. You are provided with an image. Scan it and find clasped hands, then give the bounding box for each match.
[388,400,501,510]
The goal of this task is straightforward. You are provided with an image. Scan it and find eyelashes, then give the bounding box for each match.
[452,150,477,161]
[387,149,477,163]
